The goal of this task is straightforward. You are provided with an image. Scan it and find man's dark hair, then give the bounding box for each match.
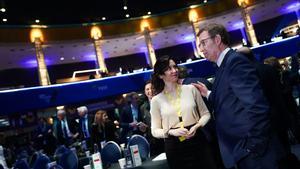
[197,23,230,46]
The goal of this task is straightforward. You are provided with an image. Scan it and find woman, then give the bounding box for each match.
[91,110,119,149]
[150,56,217,169]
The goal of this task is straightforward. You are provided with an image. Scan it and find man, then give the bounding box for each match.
[77,106,92,149]
[119,92,144,143]
[193,23,283,169]
[53,109,77,146]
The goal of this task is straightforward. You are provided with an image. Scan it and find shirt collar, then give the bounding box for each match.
[216,47,230,67]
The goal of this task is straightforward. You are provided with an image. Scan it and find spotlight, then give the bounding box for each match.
[2,18,7,22]
[126,14,130,18]
[123,6,127,10]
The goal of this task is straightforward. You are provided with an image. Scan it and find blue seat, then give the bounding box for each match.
[101,141,122,165]
[13,159,30,169]
[32,153,51,169]
[57,149,78,169]
[127,135,150,161]
[49,164,63,169]
[54,145,69,160]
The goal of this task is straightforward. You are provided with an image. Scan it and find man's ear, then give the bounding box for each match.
[215,34,222,45]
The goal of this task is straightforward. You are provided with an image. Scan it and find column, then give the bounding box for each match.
[190,21,201,58]
[142,26,156,67]
[93,39,107,73]
[238,0,259,47]
[91,26,107,73]
[189,9,201,58]
[296,10,300,27]
[32,35,51,86]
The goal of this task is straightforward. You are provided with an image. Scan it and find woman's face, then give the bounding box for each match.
[160,59,178,83]
[144,83,153,100]
[96,112,106,122]
[102,113,108,121]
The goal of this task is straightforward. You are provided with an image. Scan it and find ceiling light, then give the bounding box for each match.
[123,6,127,10]
[190,5,198,9]
[72,57,75,60]
[60,57,64,61]
[35,19,40,23]
[102,17,106,20]
[204,0,207,3]
[2,18,7,22]
[147,11,151,15]
[0,8,6,12]
[126,14,130,18]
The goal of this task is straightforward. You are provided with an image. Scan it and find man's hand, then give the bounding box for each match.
[192,82,208,97]
[129,121,138,128]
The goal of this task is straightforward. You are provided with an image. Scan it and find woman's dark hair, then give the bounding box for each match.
[151,55,173,95]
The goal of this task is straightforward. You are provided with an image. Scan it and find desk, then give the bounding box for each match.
[109,157,169,169]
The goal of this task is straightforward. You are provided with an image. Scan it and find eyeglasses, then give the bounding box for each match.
[199,36,213,48]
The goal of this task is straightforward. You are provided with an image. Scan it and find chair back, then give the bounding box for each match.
[13,159,30,169]
[49,164,63,169]
[54,145,69,160]
[32,153,51,169]
[57,149,78,169]
[127,135,150,161]
[0,163,4,169]
[101,141,122,165]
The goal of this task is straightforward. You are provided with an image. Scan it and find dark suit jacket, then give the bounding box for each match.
[53,118,74,145]
[252,62,289,133]
[210,49,274,168]
[119,104,142,142]
[78,115,93,139]
[91,121,118,147]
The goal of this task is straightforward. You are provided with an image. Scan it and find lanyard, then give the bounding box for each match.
[164,85,186,142]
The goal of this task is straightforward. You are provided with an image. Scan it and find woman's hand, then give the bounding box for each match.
[168,128,189,137]
[186,124,200,139]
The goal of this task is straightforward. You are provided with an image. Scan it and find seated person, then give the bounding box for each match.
[91,110,119,150]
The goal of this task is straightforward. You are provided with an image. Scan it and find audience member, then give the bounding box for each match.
[91,110,119,150]
[119,92,145,143]
[150,55,217,169]
[53,109,77,146]
[238,47,300,168]
[264,57,300,142]
[139,81,164,156]
[32,117,56,155]
[77,106,93,149]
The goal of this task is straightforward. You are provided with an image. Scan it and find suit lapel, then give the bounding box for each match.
[211,49,234,101]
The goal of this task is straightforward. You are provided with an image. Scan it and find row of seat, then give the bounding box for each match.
[102,134,150,165]
[13,134,150,169]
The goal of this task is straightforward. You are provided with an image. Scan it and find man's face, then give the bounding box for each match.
[57,113,65,120]
[144,83,153,100]
[78,111,86,117]
[198,31,219,62]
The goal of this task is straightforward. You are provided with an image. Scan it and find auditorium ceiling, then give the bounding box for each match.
[0,0,299,70]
